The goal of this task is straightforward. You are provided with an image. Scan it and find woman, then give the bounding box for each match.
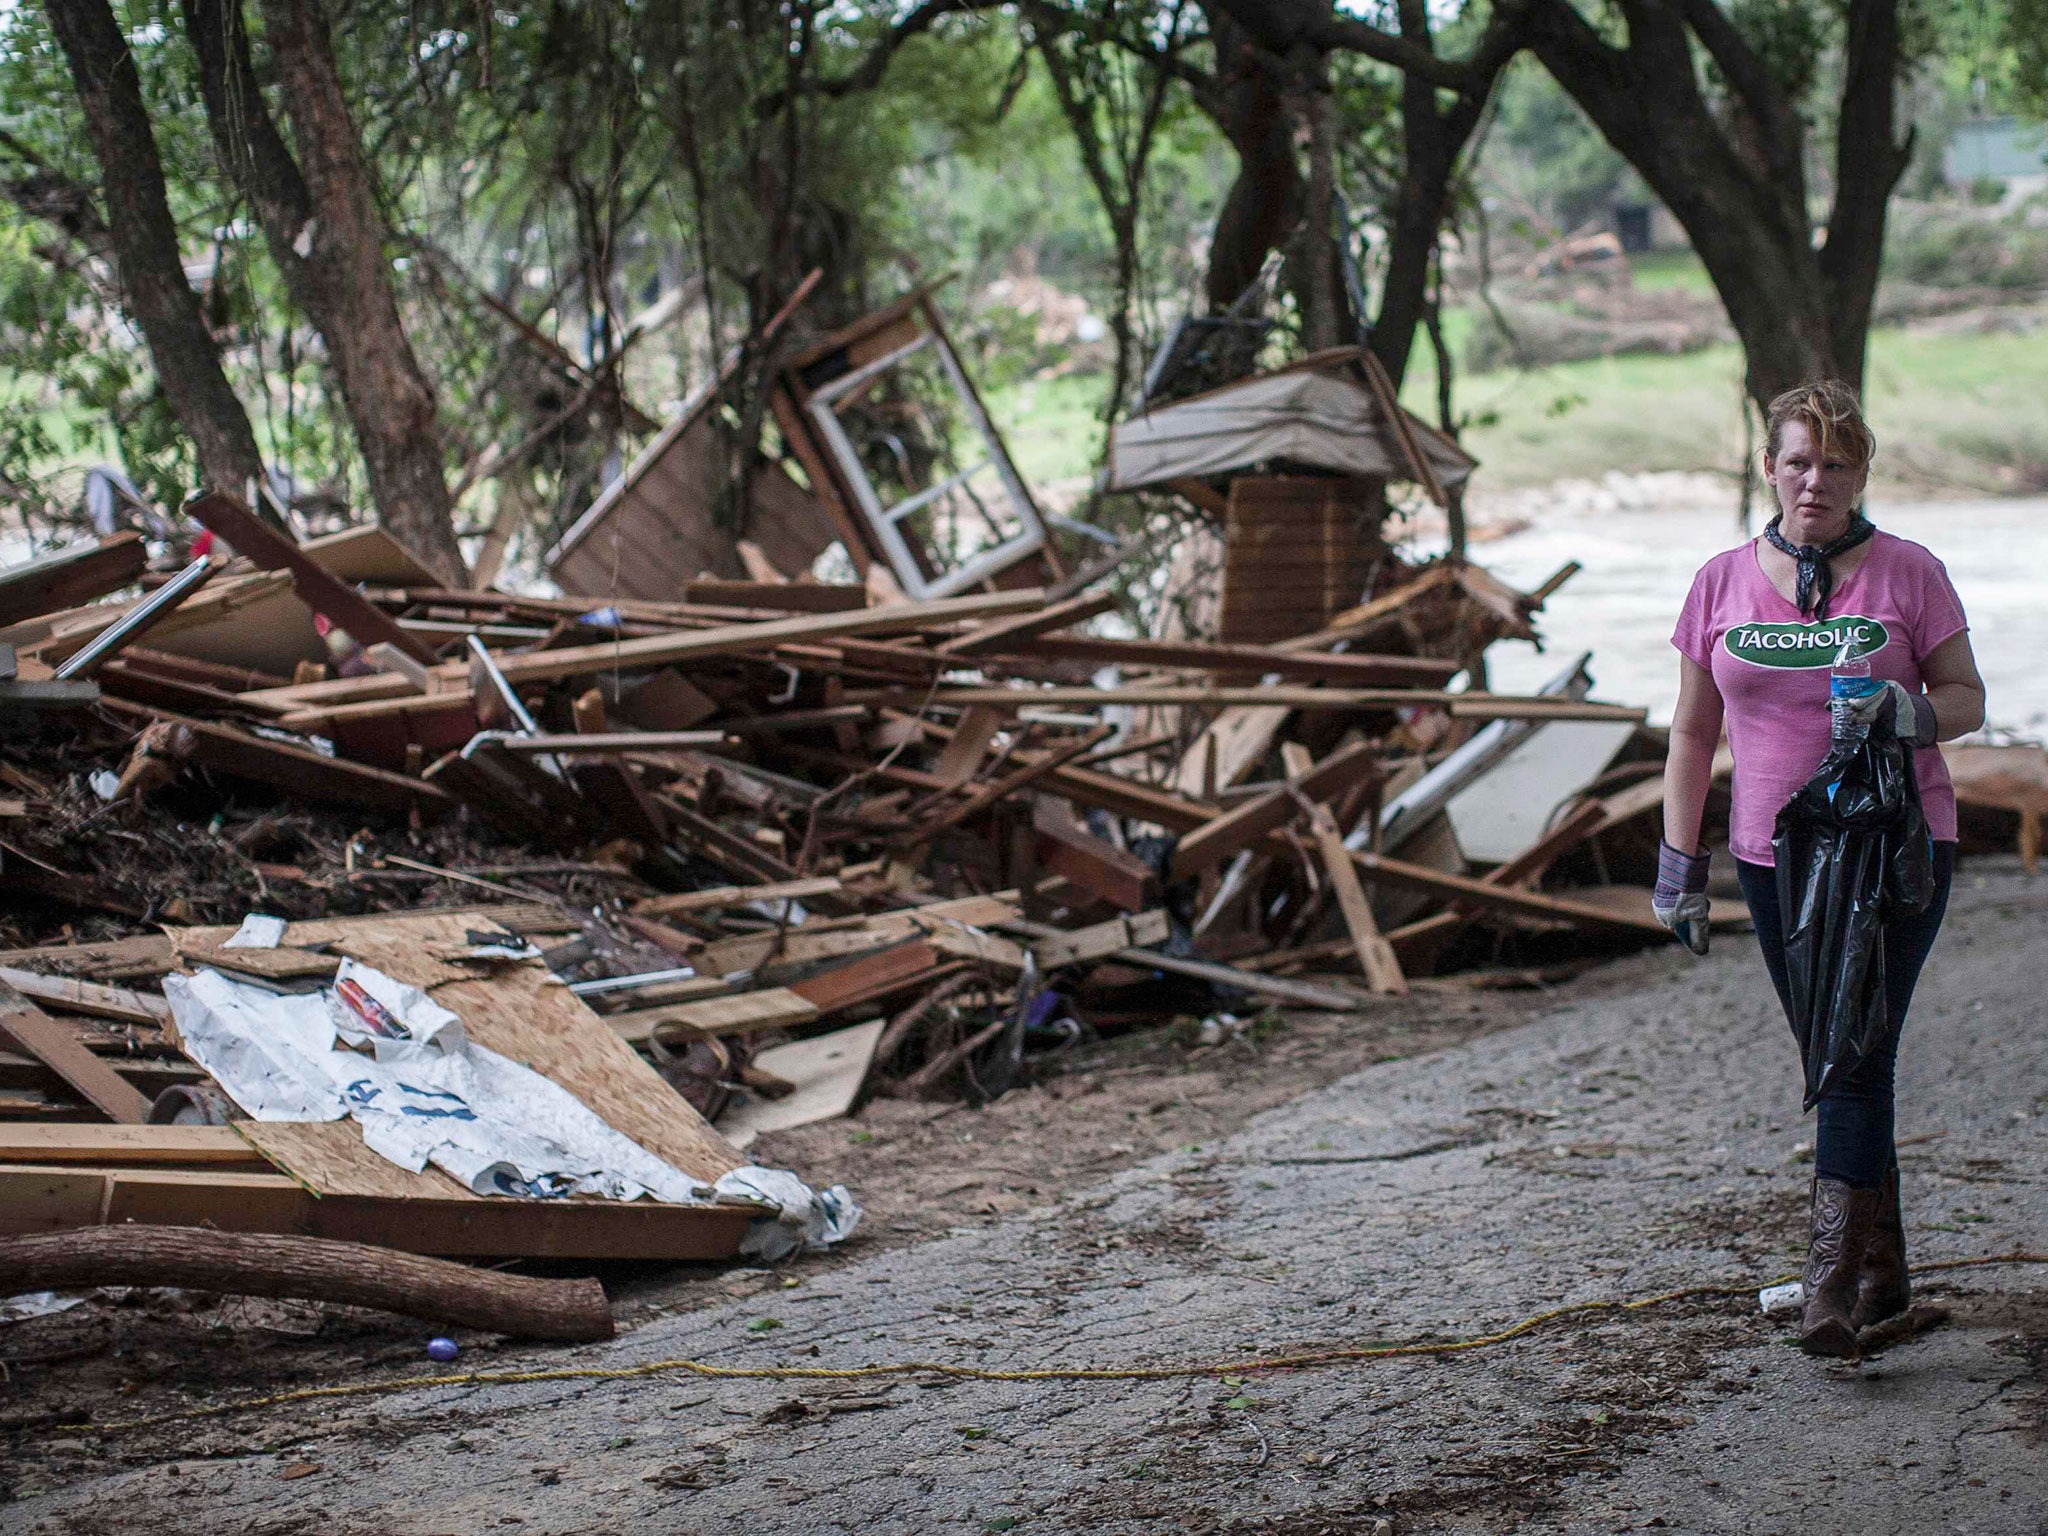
[1654,379,1986,1358]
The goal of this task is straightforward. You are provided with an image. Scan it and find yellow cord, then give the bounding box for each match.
[81,1251,2047,1435]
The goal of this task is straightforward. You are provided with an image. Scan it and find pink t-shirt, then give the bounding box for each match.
[1672,530,1968,865]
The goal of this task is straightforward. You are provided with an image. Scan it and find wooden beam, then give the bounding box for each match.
[0,1125,264,1167]
[100,701,452,816]
[788,941,945,1014]
[0,533,147,627]
[0,969,171,1026]
[0,1164,754,1260]
[0,979,151,1123]
[1346,848,1667,933]
[932,705,1004,787]
[607,988,816,1044]
[683,580,866,613]
[1031,811,1160,912]
[1280,742,1405,996]
[1006,635,1461,687]
[184,494,441,665]
[936,591,1116,657]
[858,685,1644,721]
[1172,740,1380,881]
[632,877,845,919]
[240,588,1053,711]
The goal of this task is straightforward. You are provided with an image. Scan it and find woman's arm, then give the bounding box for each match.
[1662,655,1726,853]
[1919,630,1986,740]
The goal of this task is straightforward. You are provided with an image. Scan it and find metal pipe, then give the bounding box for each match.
[53,556,216,680]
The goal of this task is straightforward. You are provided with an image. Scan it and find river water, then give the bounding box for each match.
[1438,481,2048,737]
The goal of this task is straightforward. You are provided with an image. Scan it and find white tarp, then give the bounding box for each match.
[1107,368,1475,493]
[163,962,860,1257]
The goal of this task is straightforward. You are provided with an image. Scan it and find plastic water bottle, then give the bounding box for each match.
[1830,644,1878,743]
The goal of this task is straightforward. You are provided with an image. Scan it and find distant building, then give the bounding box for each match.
[1944,117,2048,197]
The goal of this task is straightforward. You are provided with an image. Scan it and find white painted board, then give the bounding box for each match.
[1444,720,1637,864]
[717,1019,886,1150]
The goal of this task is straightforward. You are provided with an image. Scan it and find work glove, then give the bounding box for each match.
[1831,680,1937,748]
[1652,839,1711,956]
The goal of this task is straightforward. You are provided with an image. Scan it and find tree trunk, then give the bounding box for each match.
[1202,16,1301,313]
[0,1224,614,1341]
[178,0,467,582]
[1525,0,1909,411]
[40,0,268,506]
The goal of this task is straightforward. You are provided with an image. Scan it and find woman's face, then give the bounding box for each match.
[1763,418,1866,536]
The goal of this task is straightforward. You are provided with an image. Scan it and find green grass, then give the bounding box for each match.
[984,370,1110,489]
[1399,323,2048,493]
[1624,250,1715,294]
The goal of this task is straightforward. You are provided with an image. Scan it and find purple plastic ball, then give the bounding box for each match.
[427,1336,460,1362]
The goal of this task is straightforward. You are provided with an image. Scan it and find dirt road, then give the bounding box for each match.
[10,861,2046,1535]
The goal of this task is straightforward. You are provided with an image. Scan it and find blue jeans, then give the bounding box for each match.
[1736,843,1954,1190]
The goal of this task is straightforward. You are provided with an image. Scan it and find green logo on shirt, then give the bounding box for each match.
[1724,615,1890,668]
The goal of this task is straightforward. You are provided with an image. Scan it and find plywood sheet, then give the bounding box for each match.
[719,1019,885,1149]
[174,910,746,1190]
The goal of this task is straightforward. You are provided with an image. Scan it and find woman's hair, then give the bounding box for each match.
[1765,378,1875,470]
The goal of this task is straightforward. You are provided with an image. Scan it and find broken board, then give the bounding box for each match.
[718,1019,886,1150]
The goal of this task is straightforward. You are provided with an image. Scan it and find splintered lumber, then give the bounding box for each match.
[936,590,1116,656]
[102,701,452,815]
[632,877,844,919]
[0,1226,615,1341]
[1345,848,1667,933]
[788,940,945,1012]
[486,730,730,755]
[1006,634,1463,687]
[906,726,1111,843]
[0,1160,755,1261]
[1022,910,1172,968]
[185,492,442,665]
[608,989,818,1044]
[1105,948,1360,1011]
[0,979,151,1123]
[858,685,1644,719]
[239,588,1051,712]
[0,533,147,627]
[0,969,171,1026]
[0,1126,262,1167]
[684,579,866,612]
[1031,809,1160,911]
[932,705,1004,786]
[1308,804,1407,994]
[1172,740,1380,880]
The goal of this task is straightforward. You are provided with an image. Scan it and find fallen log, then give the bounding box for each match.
[0,1224,615,1341]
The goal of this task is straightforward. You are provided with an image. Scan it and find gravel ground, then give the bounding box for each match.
[6,860,2045,1536]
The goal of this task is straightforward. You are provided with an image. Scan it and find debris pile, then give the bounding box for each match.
[4,283,2036,1331]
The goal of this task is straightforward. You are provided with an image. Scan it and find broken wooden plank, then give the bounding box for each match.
[932,705,1005,787]
[99,701,452,816]
[859,686,1644,719]
[184,493,442,665]
[607,988,818,1044]
[237,587,1053,712]
[1281,741,1405,996]
[683,579,865,613]
[0,970,170,1027]
[1171,740,1380,881]
[1031,808,1160,912]
[787,940,945,1013]
[1005,635,1461,687]
[0,1162,756,1260]
[1345,848,1667,933]
[632,877,845,919]
[1021,910,1172,968]
[0,979,151,1123]
[0,1125,264,1167]
[935,590,1116,656]
[0,533,147,627]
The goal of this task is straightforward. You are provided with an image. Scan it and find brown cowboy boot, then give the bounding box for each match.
[1851,1157,1910,1333]
[1800,1176,1880,1357]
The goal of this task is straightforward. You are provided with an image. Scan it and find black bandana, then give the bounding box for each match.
[1762,513,1875,620]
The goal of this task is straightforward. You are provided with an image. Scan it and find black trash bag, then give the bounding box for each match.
[1771,723,1935,1109]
